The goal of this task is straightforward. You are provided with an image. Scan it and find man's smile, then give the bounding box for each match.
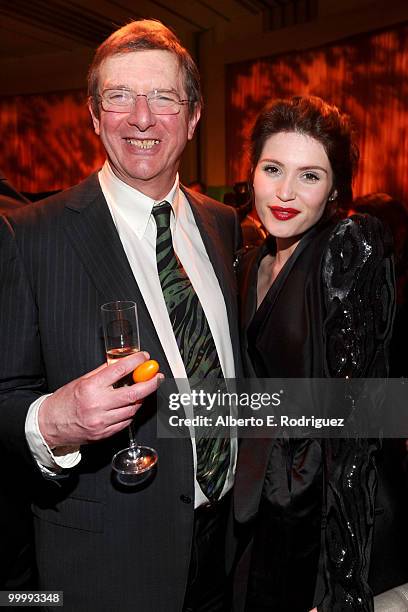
[124,138,160,149]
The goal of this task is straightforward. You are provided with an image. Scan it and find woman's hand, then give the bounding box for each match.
[309,608,318,612]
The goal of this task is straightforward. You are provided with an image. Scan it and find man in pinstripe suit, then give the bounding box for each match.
[0,20,241,612]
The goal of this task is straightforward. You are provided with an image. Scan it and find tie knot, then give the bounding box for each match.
[152,201,172,229]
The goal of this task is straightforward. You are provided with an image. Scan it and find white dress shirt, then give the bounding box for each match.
[25,161,237,507]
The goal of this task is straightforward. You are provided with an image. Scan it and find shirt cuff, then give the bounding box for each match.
[25,395,81,472]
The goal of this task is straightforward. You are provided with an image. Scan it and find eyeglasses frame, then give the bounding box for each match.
[97,88,189,115]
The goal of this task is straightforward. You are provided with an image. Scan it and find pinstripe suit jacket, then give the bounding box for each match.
[0,172,242,612]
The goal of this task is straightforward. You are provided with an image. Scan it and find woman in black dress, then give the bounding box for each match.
[234,96,395,612]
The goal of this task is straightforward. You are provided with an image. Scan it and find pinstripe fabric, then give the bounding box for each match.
[153,201,230,501]
[0,174,242,610]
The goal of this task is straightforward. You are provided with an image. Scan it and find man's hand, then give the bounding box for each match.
[38,352,163,448]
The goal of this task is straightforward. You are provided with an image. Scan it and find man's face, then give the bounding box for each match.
[89,50,200,200]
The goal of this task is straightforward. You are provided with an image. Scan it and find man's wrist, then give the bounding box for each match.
[38,395,60,449]
[25,394,81,471]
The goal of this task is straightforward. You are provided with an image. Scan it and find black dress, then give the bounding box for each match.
[234,214,395,612]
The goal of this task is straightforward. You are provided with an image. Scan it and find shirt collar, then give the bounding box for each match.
[99,160,180,239]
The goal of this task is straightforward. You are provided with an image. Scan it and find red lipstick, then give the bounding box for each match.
[269,206,300,221]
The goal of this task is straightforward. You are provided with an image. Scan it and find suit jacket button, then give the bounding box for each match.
[180,494,192,504]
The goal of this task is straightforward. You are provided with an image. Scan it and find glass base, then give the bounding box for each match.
[112,445,158,486]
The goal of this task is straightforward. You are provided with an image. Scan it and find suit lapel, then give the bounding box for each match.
[62,174,173,377]
[64,184,137,302]
[248,220,334,340]
[183,188,242,376]
[184,190,230,295]
[240,246,261,333]
[238,245,262,377]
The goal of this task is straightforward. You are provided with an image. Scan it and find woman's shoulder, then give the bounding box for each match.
[324,212,393,274]
[327,212,392,254]
[322,212,394,303]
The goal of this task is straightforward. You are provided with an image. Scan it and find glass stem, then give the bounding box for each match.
[128,422,138,450]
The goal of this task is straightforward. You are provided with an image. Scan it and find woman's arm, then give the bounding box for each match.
[317,214,395,612]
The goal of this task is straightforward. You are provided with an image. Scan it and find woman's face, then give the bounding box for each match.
[253,131,335,244]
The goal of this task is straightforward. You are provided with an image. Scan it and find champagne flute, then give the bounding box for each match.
[101,301,158,485]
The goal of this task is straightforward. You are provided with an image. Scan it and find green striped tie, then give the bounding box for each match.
[152,201,230,501]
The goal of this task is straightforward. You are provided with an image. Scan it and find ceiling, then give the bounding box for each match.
[0,0,304,60]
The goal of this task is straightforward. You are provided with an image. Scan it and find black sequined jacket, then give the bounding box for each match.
[234,214,395,611]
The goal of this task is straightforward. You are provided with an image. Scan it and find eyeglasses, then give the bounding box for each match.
[98,89,189,115]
